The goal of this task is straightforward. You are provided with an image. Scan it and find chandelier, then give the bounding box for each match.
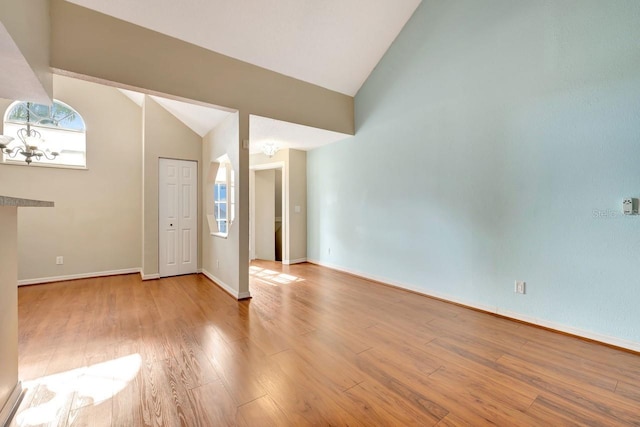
[261,141,280,157]
[0,102,60,165]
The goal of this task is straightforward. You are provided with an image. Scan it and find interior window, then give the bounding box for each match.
[214,174,228,234]
[208,156,235,236]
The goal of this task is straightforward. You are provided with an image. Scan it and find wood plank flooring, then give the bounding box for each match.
[10,261,640,426]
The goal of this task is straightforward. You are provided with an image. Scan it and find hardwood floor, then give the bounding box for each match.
[10,261,640,426]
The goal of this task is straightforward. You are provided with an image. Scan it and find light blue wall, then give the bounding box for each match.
[308,0,640,343]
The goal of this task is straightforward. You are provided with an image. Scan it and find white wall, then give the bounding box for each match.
[0,75,142,282]
[0,207,18,414]
[254,169,276,261]
[202,113,249,298]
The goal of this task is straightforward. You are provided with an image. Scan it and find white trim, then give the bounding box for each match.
[250,161,286,171]
[201,269,251,300]
[18,268,141,286]
[0,381,23,427]
[497,309,640,353]
[0,161,89,170]
[143,269,201,280]
[283,258,307,265]
[238,291,252,299]
[307,259,640,353]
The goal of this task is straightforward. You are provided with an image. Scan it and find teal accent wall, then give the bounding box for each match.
[307,0,640,343]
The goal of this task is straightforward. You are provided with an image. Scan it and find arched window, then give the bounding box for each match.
[2,100,86,168]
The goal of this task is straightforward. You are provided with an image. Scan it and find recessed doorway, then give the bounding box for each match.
[158,158,198,277]
[250,162,286,263]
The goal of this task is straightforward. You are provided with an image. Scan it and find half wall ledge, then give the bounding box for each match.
[0,196,54,207]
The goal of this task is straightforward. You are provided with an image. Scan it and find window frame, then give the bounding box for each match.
[2,99,87,169]
[208,157,235,238]
[214,182,228,234]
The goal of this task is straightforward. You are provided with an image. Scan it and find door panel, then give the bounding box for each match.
[167,184,177,219]
[178,162,197,274]
[159,159,198,277]
[167,230,177,266]
[159,159,180,277]
[182,229,191,263]
[182,184,191,218]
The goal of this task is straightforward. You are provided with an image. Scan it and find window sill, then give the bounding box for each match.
[1,161,88,170]
[210,232,228,239]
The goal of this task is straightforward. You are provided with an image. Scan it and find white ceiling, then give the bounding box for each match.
[250,115,350,154]
[118,89,233,137]
[117,89,350,152]
[149,96,232,137]
[65,0,421,96]
[117,88,144,107]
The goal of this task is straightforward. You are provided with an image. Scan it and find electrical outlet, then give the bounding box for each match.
[623,198,640,215]
[328,248,331,255]
[216,259,220,269]
[56,256,64,265]
[514,280,526,294]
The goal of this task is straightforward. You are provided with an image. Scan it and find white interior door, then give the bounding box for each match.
[254,169,275,261]
[159,158,198,277]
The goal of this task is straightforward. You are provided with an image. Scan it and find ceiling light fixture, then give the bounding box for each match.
[0,102,60,165]
[261,141,279,158]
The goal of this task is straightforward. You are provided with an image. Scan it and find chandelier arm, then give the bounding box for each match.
[40,151,59,160]
[2,146,58,164]
[1,148,22,158]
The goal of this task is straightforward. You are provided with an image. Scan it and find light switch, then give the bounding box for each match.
[295,205,301,213]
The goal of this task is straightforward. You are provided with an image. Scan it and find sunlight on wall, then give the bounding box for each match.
[17,353,141,426]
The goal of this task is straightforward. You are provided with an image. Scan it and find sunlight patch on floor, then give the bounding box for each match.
[16,353,141,426]
[249,266,305,286]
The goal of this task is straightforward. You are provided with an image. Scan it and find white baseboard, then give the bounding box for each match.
[141,269,202,281]
[497,309,640,353]
[18,268,141,286]
[201,269,251,300]
[307,259,640,353]
[0,381,23,427]
[283,258,307,265]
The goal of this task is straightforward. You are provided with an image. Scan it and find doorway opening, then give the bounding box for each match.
[250,162,286,264]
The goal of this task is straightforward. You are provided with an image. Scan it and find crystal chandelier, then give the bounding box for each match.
[261,141,279,157]
[0,102,60,165]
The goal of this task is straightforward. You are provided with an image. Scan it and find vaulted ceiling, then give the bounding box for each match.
[2,1,421,151]
[65,0,422,96]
